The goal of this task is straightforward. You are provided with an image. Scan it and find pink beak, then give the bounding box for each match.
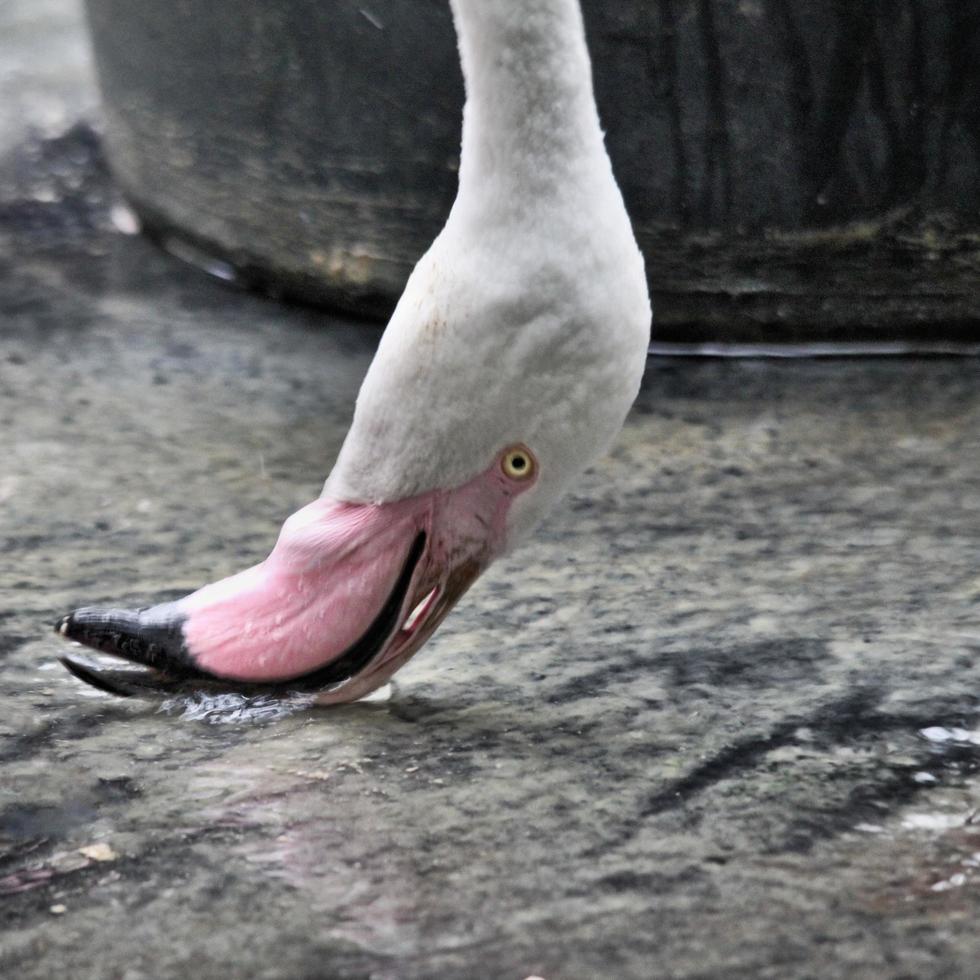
[56,455,531,703]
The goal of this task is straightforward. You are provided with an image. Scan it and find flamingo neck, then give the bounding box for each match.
[450,0,605,210]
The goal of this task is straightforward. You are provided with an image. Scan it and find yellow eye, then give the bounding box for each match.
[501,446,536,480]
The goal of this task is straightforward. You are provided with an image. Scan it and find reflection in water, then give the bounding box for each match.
[237,815,424,955]
[188,746,428,957]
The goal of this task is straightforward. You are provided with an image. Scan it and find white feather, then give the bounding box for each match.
[326,0,651,539]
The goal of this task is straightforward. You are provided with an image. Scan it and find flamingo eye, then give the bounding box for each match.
[501,446,536,481]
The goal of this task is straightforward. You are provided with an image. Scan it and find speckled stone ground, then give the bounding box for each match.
[2,3,980,979]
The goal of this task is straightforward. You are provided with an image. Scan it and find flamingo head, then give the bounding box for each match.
[55,440,551,703]
[54,0,652,702]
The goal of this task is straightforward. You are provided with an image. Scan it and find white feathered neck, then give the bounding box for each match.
[452,0,606,203]
[326,0,650,533]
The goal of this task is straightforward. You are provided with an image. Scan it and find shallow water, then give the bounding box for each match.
[2,2,980,977]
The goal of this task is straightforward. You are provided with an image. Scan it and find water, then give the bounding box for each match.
[157,692,317,725]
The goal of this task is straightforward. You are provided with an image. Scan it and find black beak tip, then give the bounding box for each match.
[54,613,75,638]
[57,654,135,697]
[50,602,199,676]
[58,653,89,681]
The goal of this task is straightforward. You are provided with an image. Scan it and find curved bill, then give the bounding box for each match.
[54,493,485,704]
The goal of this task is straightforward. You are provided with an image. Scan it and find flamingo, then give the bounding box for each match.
[55,0,651,703]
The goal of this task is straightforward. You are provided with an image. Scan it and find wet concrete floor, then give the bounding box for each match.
[2,2,980,978]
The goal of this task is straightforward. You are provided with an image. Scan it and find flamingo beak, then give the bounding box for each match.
[54,493,488,703]
[314,554,483,705]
